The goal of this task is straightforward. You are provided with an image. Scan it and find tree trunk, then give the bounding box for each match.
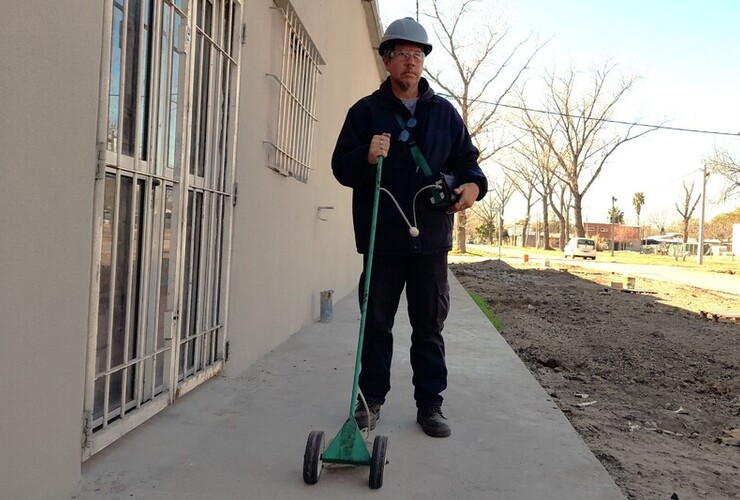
[541,197,552,250]
[572,194,585,236]
[682,219,689,243]
[455,211,467,253]
[556,212,567,250]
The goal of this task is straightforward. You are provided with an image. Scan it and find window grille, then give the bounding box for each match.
[86,0,240,458]
[267,0,324,183]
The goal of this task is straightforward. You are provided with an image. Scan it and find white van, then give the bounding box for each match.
[564,237,596,260]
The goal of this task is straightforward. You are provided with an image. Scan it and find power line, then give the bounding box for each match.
[437,93,740,138]
[636,167,703,193]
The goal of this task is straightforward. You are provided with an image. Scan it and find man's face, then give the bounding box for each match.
[384,43,425,93]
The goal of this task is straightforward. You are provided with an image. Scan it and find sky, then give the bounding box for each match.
[376,0,740,227]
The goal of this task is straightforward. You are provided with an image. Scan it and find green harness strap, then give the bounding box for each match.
[392,111,444,205]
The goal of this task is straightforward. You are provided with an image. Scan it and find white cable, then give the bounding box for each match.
[350,184,443,445]
[380,184,440,237]
[379,187,414,231]
[412,184,441,232]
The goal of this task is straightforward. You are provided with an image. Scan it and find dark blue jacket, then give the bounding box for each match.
[332,77,488,255]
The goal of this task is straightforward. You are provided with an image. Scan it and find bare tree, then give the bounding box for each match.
[468,194,498,243]
[705,148,740,201]
[513,98,571,249]
[422,0,546,253]
[675,180,701,243]
[645,209,670,235]
[548,179,572,249]
[488,174,516,244]
[503,158,538,247]
[519,64,657,237]
[510,130,557,249]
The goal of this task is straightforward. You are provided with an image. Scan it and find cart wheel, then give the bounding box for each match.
[368,434,388,489]
[303,430,325,485]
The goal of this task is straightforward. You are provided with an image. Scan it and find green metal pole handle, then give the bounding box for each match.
[349,155,383,418]
[322,156,382,466]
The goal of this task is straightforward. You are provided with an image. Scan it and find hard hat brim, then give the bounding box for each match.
[378,39,432,57]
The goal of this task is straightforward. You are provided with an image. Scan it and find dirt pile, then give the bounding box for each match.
[451,259,739,500]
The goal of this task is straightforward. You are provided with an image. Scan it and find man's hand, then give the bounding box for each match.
[368,132,391,164]
[446,182,480,214]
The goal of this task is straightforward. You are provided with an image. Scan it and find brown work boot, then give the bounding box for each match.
[417,405,451,437]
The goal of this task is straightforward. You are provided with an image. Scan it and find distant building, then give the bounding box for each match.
[641,233,685,255]
[583,222,641,251]
[510,221,641,251]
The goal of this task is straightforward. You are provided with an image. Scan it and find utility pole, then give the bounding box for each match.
[611,196,616,256]
[416,0,419,21]
[498,208,503,260]
[697,164,708,265]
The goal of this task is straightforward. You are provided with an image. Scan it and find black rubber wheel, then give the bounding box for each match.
[303,430,324,485]
[368,435,388,489]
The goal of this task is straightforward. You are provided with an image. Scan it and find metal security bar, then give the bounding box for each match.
[85,0,241,459]
[87,0,185,447]
[266,0,324,183]
[178,0,237,386]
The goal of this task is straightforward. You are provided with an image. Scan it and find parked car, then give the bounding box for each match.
[564,237,596,259]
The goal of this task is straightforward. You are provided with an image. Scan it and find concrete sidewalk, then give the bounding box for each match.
[77,273,625,499]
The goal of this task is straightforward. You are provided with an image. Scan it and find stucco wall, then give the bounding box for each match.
[225,0,385,374]
[0,1,102,498]
[0,1,383,497]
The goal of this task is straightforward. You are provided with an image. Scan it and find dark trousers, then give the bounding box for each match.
[358,252,450,409]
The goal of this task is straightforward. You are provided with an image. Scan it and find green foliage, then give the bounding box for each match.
[467,290,502,330]
[706,207,740,240]
[475,222,495,243]
[632,192,645,224]
[608,206,625,224]
[474,223,510,244]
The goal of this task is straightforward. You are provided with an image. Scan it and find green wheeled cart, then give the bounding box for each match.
[302,157,389,489]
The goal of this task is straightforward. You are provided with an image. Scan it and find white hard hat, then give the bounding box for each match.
[378,17,432,56]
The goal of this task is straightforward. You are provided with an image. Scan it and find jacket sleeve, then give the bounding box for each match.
[331,103,376,189]
[447,106,488,201]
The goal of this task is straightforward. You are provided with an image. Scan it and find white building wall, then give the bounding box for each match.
[0,1,103,498]
[0,0,383,498]
[225,0,385,374]
[733,223,740,255]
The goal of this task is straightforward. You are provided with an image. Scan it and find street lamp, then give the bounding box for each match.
[611,196,616,257]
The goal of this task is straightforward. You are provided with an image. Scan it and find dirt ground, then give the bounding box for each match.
[450,259,739,500]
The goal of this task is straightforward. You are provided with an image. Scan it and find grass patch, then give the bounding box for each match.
[467,290,502,330]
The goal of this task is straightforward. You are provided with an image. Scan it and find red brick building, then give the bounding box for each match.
[583,222,641,251]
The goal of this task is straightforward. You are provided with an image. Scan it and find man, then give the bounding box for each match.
[332,17,488,438]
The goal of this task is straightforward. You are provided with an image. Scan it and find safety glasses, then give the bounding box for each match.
[390,50,425,62]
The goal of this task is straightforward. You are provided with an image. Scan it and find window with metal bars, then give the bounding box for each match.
[266,0,324,183]
[86,0,240,456]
